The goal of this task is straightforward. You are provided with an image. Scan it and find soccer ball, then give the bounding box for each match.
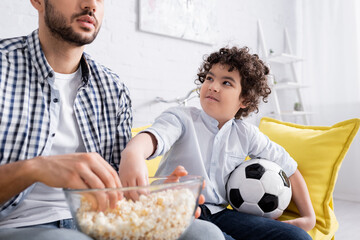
[226,158,292,219]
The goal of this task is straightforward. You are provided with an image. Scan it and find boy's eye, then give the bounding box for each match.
[205,76,213,81]
[223,81,231,86]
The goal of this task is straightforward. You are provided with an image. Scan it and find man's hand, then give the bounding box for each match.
[33,152,122,210]
[0,153,122,210]
[33,153,121,189]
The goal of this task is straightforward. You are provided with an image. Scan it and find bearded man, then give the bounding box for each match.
[0,1,224,239]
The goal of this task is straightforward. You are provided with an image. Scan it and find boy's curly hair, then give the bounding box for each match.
[196,46,271,119]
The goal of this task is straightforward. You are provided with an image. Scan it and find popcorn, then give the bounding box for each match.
[76,188,196,240]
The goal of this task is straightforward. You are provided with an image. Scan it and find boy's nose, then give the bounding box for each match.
[209,82,219,92]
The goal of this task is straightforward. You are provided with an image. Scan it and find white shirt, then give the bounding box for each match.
[0,68,85,228]
[50,68,87,155]
[145,106,297,213]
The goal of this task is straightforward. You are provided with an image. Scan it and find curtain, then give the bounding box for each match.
[301,0,360,125]
[300,0,360,201]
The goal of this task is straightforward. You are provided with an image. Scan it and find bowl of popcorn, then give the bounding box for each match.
[64,175,203,240]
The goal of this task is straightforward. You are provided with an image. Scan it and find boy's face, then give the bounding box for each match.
[200,64,245,128]
[42,0,104,46]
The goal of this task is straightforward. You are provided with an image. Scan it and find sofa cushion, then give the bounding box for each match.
[259,117,360,239]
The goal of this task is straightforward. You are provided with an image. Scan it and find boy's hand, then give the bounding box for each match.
[281,216,316,231]
[169,166,205,219]
[285,169,316,231]
[119,132,156,189]
[119,152,149,187]
[118,150,149,200]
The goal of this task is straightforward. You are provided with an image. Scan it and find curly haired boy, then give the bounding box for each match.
[119,46,315,240]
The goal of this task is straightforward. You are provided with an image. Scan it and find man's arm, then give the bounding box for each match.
[0,160,36,205]
[0,153,121,206]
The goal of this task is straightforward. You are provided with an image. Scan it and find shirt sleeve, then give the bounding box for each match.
[141,107,184,159]
[113,83,133,171]
[0,185,34,220]
[246,122,297,177]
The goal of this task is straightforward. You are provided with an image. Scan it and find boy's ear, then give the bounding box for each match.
[239,98,247,109]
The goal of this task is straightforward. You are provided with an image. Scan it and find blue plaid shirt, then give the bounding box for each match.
[0,30,132,218]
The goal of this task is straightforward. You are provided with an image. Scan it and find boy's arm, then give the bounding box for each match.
[282,169,316,231]
[119,133,205,219]
[119,132,157,187]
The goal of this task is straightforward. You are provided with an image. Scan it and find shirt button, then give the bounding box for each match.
[48,72,53,78]
[52,133,56,137]
[53,98,59,103]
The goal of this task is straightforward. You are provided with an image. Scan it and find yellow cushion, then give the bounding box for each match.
[259,117,360,239]
[131,125,162,177]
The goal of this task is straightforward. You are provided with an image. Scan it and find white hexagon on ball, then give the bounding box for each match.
[239,178,265,203]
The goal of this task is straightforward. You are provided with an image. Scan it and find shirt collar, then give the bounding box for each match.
[200,110,235,132]
[80,54,90,85]
[27,29,90,85]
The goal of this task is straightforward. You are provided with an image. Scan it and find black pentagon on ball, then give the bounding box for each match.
[279,170,291,188]
[245,163,266,180]
[258,193,279,213]
[229,188,244,208]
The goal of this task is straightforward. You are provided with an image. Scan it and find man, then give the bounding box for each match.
[0,0,224,239]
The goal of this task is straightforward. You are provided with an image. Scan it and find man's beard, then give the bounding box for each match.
[44,0,100,46]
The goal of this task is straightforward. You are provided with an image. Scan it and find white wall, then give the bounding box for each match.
[2,1,358,202]
[0,0,299,127]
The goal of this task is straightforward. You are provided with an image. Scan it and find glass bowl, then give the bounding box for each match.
[63,175,203,240]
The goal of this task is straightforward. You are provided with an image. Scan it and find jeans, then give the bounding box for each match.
[18,218,77,229]
[0,218,225,240]
[0,219,92,240]
[199,205,312,240]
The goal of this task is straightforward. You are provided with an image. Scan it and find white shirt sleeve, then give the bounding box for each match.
[245,122,298,177]
[140,107,184,159]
